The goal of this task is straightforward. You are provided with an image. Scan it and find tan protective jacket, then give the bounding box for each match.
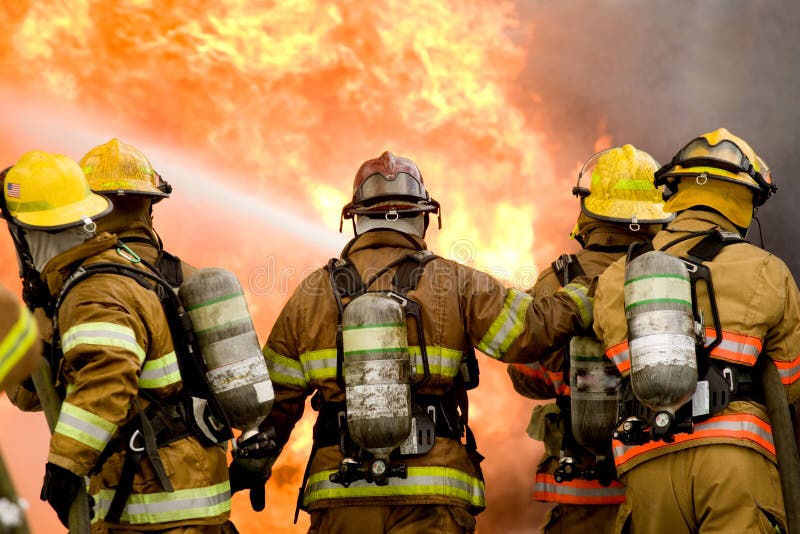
[593,209,800,475]
[41,232,230,530]
[261,230,592,513]
[508,219,654,506]
[0,284,40,391]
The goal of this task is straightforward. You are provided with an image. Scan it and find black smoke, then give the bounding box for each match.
[514,0,800,277]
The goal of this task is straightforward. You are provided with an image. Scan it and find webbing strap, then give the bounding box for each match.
[551,254,584,287]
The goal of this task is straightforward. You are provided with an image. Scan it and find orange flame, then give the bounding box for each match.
[0,1,579,532]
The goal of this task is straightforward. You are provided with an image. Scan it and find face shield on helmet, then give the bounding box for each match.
[340,151,441,233]
[572,144,673,229]
[654,128,776,207]
[80,138,171,202]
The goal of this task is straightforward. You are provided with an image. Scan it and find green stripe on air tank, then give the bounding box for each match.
[624,273,689,285]
[625,297,691,312]
[187,294,250,332]
[184,291,243,311]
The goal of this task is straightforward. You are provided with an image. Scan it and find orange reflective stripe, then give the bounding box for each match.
[511,362,549,382]
[533,473,625,505]
[705,328,762,366]
[606,341,630,373]
[774,354,800,385]
[612,413,775,469]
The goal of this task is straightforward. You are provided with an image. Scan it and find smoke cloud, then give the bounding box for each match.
[514,0,800,276]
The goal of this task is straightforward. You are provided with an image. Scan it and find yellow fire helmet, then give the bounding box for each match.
[654,128,776,207]
[80,138,171,200]
[572,144,673,225]
[3,150,112,230]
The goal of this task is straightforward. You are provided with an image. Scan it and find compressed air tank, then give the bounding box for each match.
[569,336,621,455]
[624,251,697,415]
[179,268,274,441]
[342,293,412,461]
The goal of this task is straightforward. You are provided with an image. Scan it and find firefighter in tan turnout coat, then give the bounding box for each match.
[508,144,672,534]
[2,150,231,532]
[228,151,595,533]
[593,128,800,533]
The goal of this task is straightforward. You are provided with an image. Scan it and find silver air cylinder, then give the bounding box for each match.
[179,268,274,441]
[569,336,621,455]
[624,251,697,416]
[342,293,412,462]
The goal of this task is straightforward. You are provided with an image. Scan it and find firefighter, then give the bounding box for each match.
[507,144,672,534]
[593,128,797,533]
[1,150,232,532]
[227,151,595,533]
[0,283,40,392]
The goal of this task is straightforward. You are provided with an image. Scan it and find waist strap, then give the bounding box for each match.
[314,394,463,449]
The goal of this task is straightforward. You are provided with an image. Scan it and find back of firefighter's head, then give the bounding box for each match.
[340,151,441,238]
[80,138,171,234]
[655,128,776,230]
[2,150,112,272]
[571,144,673,243]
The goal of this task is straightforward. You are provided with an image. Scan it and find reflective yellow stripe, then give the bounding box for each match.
[409,346,463,377]
[92,480,231,524]
[301,348,338,381]
[0,303,37,383]
[304,466,485,508]
[560,282,593,329]
[264,346,307,387]
[139,351,181,389]
[298,346,465,381]
[62,322,145,363]
[477,289,532,359]
[186,293,250,334]
[55,401,117,452]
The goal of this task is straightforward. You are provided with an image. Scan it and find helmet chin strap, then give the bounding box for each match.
[354,213,426,238]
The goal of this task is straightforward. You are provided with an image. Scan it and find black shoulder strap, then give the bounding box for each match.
[685,229,745,264]
[626,240,655,265]
[393,250,439,294]
[551,253,585,287]
[154,249,184,287]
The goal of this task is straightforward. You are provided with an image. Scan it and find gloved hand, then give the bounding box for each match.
[40,462,94,528]
[228,457,271,512]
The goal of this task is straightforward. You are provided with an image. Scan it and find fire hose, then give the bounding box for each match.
[31,358,91,534]
[759,358,800,534]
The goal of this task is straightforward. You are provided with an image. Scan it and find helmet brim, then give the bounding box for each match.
[13,193,112,230]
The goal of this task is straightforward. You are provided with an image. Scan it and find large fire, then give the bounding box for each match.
[0,2,589,532]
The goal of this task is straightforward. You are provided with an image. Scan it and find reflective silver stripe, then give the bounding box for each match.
[140,351,181,389]
[0,303,37,383]
[613,414,775,466]
[62,322,145,363]
[707,333,760,362]
[301,349,338,381]
[54,402,117,452]
[477,289,532,359]
[534,480,625,499]
[264,346,307,387]
[92,480,231,524]
[409,346,462,378]
[303,466,485,508]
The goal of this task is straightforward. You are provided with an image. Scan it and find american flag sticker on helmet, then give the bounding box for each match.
[6,182,20,198]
